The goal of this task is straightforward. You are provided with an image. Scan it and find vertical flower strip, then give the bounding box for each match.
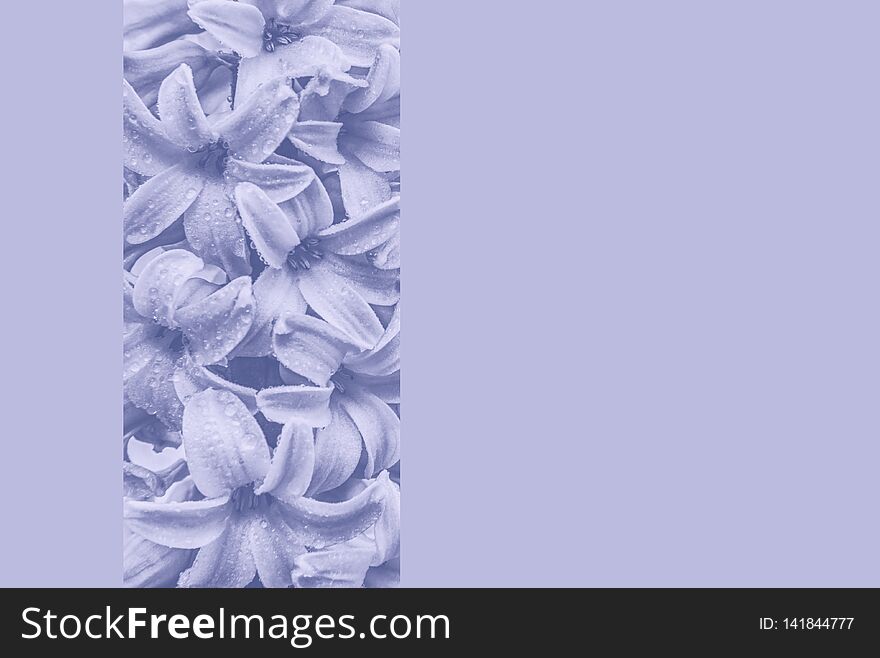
[122,0,400,588]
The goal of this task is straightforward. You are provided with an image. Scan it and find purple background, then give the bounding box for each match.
[2,1,879,586]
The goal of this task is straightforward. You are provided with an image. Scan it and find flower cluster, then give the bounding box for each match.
[122,0,400,588]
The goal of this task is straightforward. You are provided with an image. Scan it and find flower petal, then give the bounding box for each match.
[336,0,399,25]
[124,0,199,51]
[273,313,361,386]
[279,175,334,238]
[288,121,345,164]
[229,266,306,357]
[345,304,399,376]
[123,530,194,587]
[176,276,255,365]
[342,120,399,172]
[353,372,399,403]
[256,422,315,499]
[226,159,315,202]
[125,40,220,108]
[178,514,256,587]
[187,0,265,58]
[124,495,232,549]
[274,0,334,25]
[249,506,307,587]
[235,182,300,268]
[256,385,333,426]
[216,77,299,162]
[182,388,271,497]
[308,397,364,495]
[123,79,183,175]
[344,43,400,113]
[173,351,259,412]
[290,543,373,587]
[275,472,389,548]
[336,149,392,218]
[311,254,399,306]
[157,64,216,151]
[124,332,185,429]
[132,248,205,327]
[370,231,400,270]
[371,477,399,565]
[305,5,400,68]
[317,195,399,255]
[124,165,204,244]
[337,386,399,478]
[183,180,252,277]
[298,263,385,348]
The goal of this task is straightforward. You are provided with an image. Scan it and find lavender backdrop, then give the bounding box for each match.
[2,1,879,587]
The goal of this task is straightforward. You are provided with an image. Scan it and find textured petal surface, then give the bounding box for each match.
[124,495,232,549]
[176,276,255,364]
[216,78,300,162]
[256,422,316,500]
[273,313,361,386]
[157,64,216,151]
[183,180,251,277]
[337,385,399,478]
[187,0,265,58]
[308,398,364,495]
[256,385,333,426]
[235,182,301,268]
[124,164,204,244]
[178,514,256,587]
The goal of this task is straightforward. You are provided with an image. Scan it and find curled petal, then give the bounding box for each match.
[132,248,205,327]
[123,79,182,175]
[124,0,199,51]
[124,495,232,549]
[337,386,399,478]
[308,398,363,495]
[124,165,205,245]
[371,477,400,565]
[123,333,185,429]
[298,265,385,349]
[256,422,315,500]
[273,313,361,386]
[235,182,300,268]
[336,149,392,218]
[291,543,373,587]
[176,276,255,365]
[216,78,300,162]
[346,304,399,376]
[173,352,258,412]
[343,42,400,113]
[157,64,216,151]
[370,231,400,270]
[187,0,265,58]
[336,0,399,25]
[274,472,390,548]
[279,175,334,238]
[273,0,334,25]
[182,389,271,498]
[256,385,333,427]
[178,515,256,587]
[125,40,220,108]
[311,254,399,306]
[226,159,315,202]
[288,121,345,165]
[249,506,308,587]
[123,530,194,588]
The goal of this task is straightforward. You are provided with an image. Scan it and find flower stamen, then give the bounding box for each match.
[263,18,301,52]
[286,237,323,270]
[231,486,272,513]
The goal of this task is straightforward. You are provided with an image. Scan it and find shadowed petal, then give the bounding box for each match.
[308,398,363,495]
[176,276,255,365]
[279,175,334,238]
[298,263,385,348]
[352,372,399,403]
[183,180,251,277]
[288,121,345,164]
[273,313,361,386]
[336,150,392,218]
[123,530,194,587]
[187,0,265,58]
[249,506,308,587]
[256,385,333,426]
[229,266,306,358]
[123,80,184,175]
[342,120,399,172]
[182,389,271,498]
[345,304,399,376]
[216,78,300,162]
[124,164,204,244]
[256,422,315,500]
[317,196,399,255]
[124,332,185,429]
[157,64,216,151]
[125,40,220,108]
[337,385,399,478]
[173,352,259,412]
[275,471,389,548]
[305,5,399,67]
[178,514,256,587]
[124,0,199,51]
[311,254,399,306]
[226,159,315,202]
[124,495,232,549]
[235,182,300,268]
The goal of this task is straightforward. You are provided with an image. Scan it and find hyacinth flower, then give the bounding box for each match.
[124,389,392,587]
[185,0,399,102]
[256,305,399,496]
[229,183,399,359]
[123,63,312,276]
[292,42,400,220]
[124,247,256,428]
